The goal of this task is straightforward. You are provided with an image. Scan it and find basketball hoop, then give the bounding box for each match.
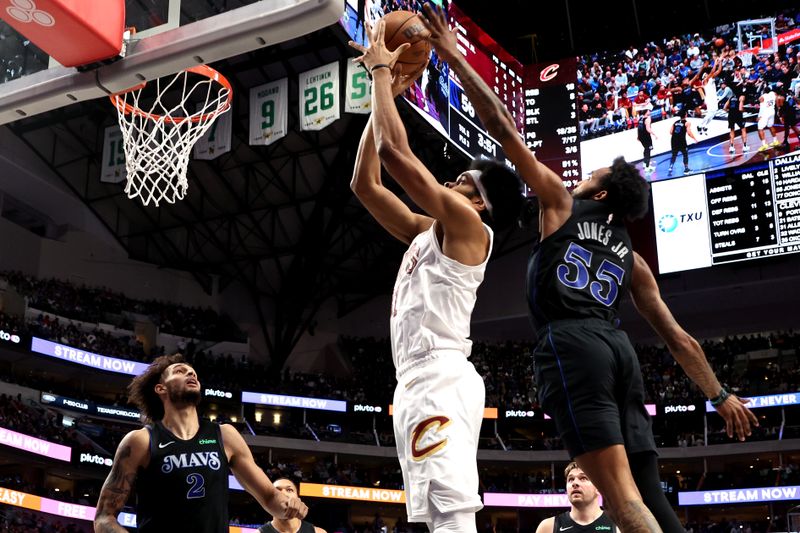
[110,65,233,207]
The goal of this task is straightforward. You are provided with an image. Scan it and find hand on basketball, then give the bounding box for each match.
[348,20,411,75]
[715,394,759,441]
[419,3,459,63]
[391,64,426,97]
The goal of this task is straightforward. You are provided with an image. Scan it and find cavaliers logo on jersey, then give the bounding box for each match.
[410,415,451,461]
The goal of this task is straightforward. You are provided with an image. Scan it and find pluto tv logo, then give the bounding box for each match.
[0,329,21,344]
[658,212,703,233]
[664,404,696,414]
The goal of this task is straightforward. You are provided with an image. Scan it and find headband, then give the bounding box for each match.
[466,169,494,219]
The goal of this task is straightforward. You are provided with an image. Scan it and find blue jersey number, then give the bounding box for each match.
[186,473,206,499]
[556,242,625,307]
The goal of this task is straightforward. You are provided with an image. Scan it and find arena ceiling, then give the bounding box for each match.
[4,0,792,366]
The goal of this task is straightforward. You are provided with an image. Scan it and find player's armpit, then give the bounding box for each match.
[94,429,148,533]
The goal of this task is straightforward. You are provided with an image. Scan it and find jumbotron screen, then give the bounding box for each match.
[341,0,525,164]
[341,3,800,272]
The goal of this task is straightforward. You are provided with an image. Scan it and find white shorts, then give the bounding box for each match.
[393,352,485,523]
[758,114,775,130]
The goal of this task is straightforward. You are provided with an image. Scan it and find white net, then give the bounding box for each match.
[112,66,231,207]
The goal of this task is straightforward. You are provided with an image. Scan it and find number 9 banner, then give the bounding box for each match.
[249,78,288,146]
[299,62,340,131]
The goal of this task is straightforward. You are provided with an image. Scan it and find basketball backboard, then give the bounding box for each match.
[0,0,344,124]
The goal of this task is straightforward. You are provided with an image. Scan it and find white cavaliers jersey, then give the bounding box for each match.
[759,92,776,117]
[390,221,493,378]
[703,78,718,108]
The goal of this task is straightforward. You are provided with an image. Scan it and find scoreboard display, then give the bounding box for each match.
[524,59,581,188]
[652,153,800,274]
[409,2,525,164]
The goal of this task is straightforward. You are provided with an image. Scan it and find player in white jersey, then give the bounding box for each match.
[757,86,780,151]
[697,59,723,135]
[349,21,524,533]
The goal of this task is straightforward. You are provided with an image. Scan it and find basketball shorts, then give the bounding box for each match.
[758,113,775,130]
[393,352,485,523]
[533,318,657,459]
[728,111,745,129]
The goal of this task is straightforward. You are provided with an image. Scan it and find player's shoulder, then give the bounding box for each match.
[535,515,556,533]
[125,426,151,448]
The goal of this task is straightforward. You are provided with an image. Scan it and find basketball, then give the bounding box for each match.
[381,10,431,78]
[714,37,725,47]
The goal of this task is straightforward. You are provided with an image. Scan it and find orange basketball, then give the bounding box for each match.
[381,10,431,78]
[714,37,725,48]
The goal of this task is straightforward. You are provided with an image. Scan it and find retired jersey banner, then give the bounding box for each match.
[249,78,288,146]
[300,483,405,504]
[194,105,232,160]
[299,62,340,131]
[345,61,371,114]
[100,125,126,183]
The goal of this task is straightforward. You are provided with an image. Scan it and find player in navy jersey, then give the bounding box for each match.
[421,5,758,533]
[534,462,617,533]
[93,354,306,533]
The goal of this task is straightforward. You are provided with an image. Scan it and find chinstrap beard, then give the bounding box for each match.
[166,381,202,406]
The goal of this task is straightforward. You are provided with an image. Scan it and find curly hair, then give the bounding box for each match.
[600,157,650,221]
[127,353,187,423]
[468,158,525,231]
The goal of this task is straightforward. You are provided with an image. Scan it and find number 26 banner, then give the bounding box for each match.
[249,78,288,146]
[299,62,340,131]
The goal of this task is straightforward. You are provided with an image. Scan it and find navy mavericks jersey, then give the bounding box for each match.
[553,510,617,533]
[137,420,229,533]
[527,199,634,330]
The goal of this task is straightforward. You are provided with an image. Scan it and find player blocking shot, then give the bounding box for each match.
[93,354,306,533]
[420,4,758,533]
[348,17,524,533]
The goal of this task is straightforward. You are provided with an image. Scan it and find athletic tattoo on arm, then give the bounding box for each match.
[94,445,136,533]
[449,55,517,142]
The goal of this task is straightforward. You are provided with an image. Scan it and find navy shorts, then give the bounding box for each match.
[533,318,657,459]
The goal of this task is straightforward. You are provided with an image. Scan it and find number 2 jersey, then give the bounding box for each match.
[527,199,634,330]
[136,419,229,533]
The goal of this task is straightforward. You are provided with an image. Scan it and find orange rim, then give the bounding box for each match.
[109,65,233,125]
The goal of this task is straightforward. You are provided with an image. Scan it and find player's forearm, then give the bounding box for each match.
[351,116,382,195]
[371,69,410,154]
[669,334,723,399]
[445,53,517,143]
[94,514,128,533]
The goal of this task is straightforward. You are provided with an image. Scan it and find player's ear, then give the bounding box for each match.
[592,190,608,202]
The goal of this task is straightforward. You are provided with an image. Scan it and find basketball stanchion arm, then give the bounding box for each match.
[0,0,344,125]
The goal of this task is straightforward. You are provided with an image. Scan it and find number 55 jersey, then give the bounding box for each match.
[527,198,633,329]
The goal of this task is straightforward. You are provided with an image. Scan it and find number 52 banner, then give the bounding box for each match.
[299,62,340,131]
[249,78,288,146]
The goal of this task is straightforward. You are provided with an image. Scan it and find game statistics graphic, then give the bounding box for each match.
[653,153,800,273]
[524,59,582,189]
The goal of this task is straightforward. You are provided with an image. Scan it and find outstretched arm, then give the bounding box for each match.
[629,253,758,441]
[350,76,433,244]
[94,429,149,533]
[419,4,571,226]
[222,425,307,519]
[350,21,487,264]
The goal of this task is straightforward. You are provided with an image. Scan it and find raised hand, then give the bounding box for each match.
[391,63,426,97]
[715,394,759,442]
[348,19,411,74]
[419,3,460,64]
